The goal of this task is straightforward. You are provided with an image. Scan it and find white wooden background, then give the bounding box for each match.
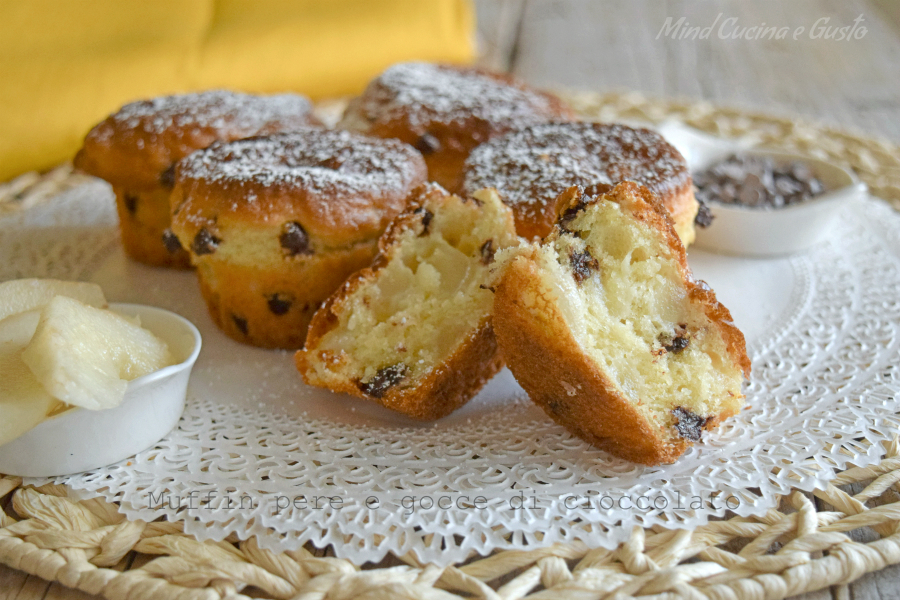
[3,1,900,598]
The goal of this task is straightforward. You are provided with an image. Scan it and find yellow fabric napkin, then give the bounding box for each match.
[0,0,475,182]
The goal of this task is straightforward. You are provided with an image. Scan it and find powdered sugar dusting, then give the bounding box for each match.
[339,62,567,132]
[463,122,690,213]
[97,90,315,139]
[177,129,424,199]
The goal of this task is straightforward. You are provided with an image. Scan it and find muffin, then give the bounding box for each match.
[75,90,321,268]
[169,129,427,349]
[493,182,750,465]
[339,62,574,193]
[296,185,518,420]
[463,122,698,243]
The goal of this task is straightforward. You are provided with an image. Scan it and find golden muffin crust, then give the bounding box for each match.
[75,90,321,190]
[493,182,749,465]
[296,185,519,420]
[463,122,698,243]
[171,129,428,250]
[339,62,574,193]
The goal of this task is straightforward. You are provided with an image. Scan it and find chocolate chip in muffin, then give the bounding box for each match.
[557,194,591,232]
[280,222,313,256]
[161,229,183,254]
[232,314,249,336]
[570,249,599,284]
[266,293,293,316]
[414,133,441,156]
[123,193,139,215]
[358,363,408,398]
[159,163,177,189]
[414,207,434,236]
[191,228,220,256]
[672,406,709,442]
[660,325,690,354]
[480,239,495,264]
[665,335,690,354]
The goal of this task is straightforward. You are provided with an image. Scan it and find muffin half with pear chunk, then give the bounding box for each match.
[296,185,518,420]
[493,182,750,465]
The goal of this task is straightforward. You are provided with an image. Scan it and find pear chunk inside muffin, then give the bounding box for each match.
[493,182,750,465]
[296,185,519,420]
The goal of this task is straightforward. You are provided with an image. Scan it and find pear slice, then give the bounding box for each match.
[21,296,174,411]
[0,309,40,352]
[0,315,60,447]
[0,279,106,322]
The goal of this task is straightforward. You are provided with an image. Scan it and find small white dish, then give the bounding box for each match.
[0,303,201,477]
[657,121,868,257]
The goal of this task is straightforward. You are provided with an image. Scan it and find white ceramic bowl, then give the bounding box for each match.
[657,121,868,257]
[0,303,201,477]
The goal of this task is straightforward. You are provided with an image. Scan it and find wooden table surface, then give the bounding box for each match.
[3,1,900,598]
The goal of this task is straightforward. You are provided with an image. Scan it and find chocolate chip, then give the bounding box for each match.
[558,194,591,232]
[358,364,408,398]
[191,229,220,255]
[570,249,599,284]
[123,193,138,215]
[480,239,494,264]
[660,324,690,353]
[280,222,312,256]
[665,336,690,353]
[414,133,441,155]
[266,293,293,315]
[191,228,220,256]
[414,207,433,236]
[232,314,248,335]
[161,229,183,254]
[672,406,709,442]
[159,164,176,189]
[694,201,714,228]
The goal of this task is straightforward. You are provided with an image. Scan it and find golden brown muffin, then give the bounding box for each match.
[493,182,750,465]
[169,129,427,349]
[296,185,518,420]
[75,90,321,268]
[463,122,699,244]
[339,62,574,194]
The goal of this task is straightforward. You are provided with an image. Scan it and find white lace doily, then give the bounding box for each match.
[3,175,899,565]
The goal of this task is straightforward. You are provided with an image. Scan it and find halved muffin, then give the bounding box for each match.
[493,182,750,465]
[296,185,518,420]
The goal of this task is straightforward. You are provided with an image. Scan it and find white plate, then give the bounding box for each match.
[3,139,898,565]
[0,303,201,477]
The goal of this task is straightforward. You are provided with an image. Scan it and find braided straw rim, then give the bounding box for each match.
[2,92,900,599]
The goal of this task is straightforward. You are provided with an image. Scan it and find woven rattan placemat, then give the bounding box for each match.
[2,91,900,600]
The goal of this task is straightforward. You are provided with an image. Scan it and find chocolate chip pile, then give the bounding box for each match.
[694,154,827,216]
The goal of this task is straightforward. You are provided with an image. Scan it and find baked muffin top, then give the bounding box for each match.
[339,62,573,137]
[75,90,320,189]
[171,129,427,249]
[463,122,691,238]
